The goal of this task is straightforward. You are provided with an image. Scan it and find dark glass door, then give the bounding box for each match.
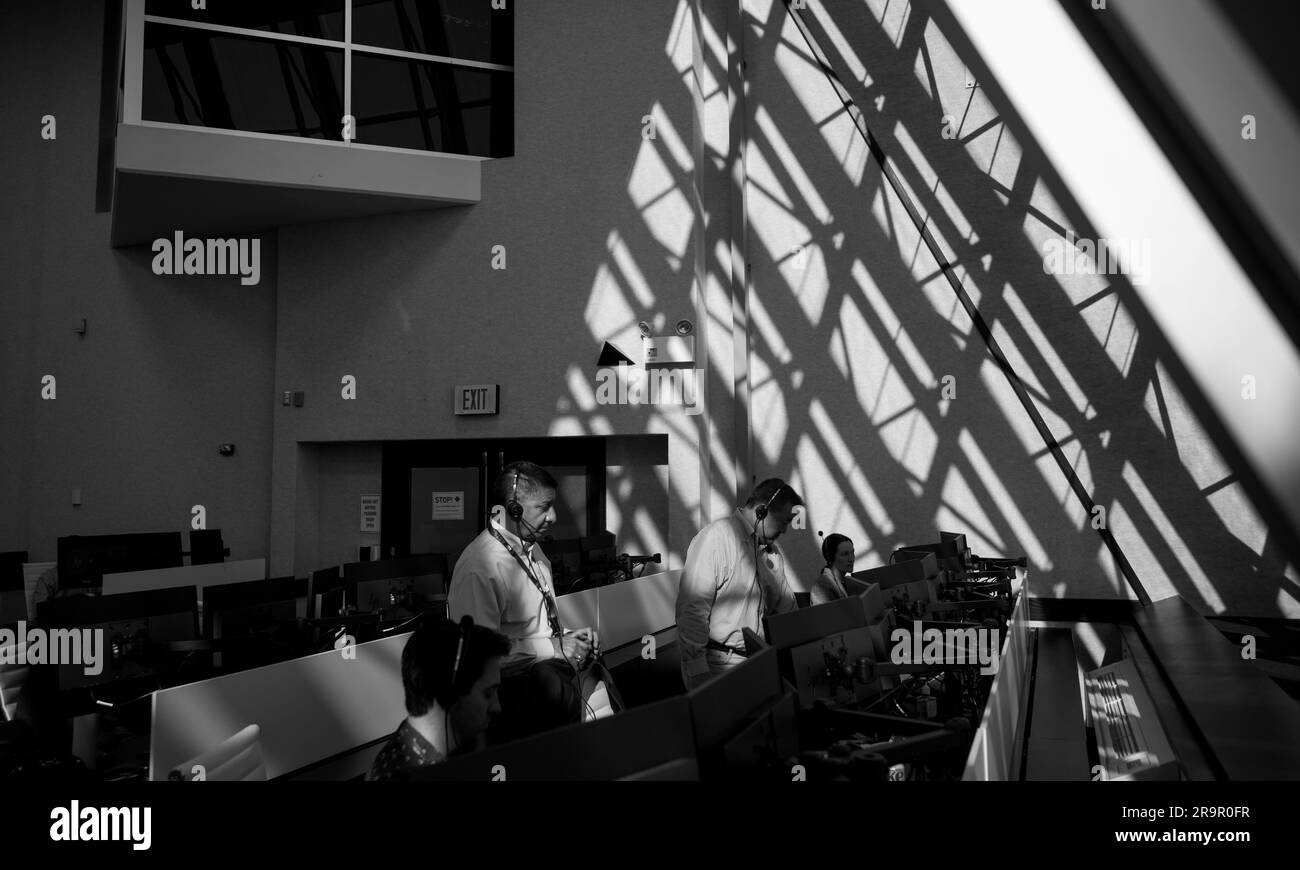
[382,437,607,566]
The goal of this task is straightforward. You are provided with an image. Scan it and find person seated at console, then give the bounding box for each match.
[448,461,621,744]
[810,533,854,606]
[367,616,510,781]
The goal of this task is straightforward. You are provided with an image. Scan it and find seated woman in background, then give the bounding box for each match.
[367,616,510,781]
[810,533,854,606]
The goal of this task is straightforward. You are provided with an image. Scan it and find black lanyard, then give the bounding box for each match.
[488,525,562,638]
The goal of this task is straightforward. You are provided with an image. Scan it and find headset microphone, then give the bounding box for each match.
[506,470,524,521]
[754,483,784,522]
[450,615,473,694]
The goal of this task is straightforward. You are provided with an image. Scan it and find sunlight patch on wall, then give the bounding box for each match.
[1056,440,1094,532]
[864,0,911,48]
[1207,483,1268,558]
[810,398,895,537]
[1151,359,1231,489]
[1003,283,1093,419]
[1123,461,1225,612]
[838,295,914,423]
[959,428,1051,569]
[666,0,693,76]
[774,35,870,185]
[980,358,1046,454]
[919,270,978,336]
[852,259,935,388]
[880,407,939,490]
[750,289,794,367]
[1078,294,1140,379]
[585,258,638,344]
[1106,499,1178,606]
[809,0,867,83]
[746,136,796,211]
[754,105,832,224]
[628,109,693,259]
[749,355,790,463]
[796,428,877,576]
[937,465,1005,556]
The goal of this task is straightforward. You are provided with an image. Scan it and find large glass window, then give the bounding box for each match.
[351,53,512,156]
[143,24,345,140]
[144,0,348,40]
[352,0,512,66]
[136,0,514,157]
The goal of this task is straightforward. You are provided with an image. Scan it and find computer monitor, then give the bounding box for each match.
[0,550,27,626]
[201,576,307,672]
[414,695,697,781]
[202,576,306,639]
[35,586,198,701]
[344,555,447,620]
[309,567,345,620]
[580,532,617,569]
[763,587,889,708]
[893,532,968,568]
[56,532,184,590]
[687,645,790,777]
[720,690,800,779]
[849,552,938,590]
[542,538,583,590]
[189,529,225,565]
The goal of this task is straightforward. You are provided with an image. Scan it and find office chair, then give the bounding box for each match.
[0,643,31,723]
[169,723,267,781]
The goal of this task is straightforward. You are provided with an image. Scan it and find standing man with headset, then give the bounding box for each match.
[675,478,803,690]
[448,460,617,743]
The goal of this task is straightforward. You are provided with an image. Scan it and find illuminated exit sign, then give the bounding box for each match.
[454,384,499,416]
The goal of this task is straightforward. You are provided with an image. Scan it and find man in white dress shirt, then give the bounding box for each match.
[448,460,614,742]
[675,478,802,689]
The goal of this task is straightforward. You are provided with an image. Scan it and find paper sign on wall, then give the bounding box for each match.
[432,492,464,521]
[361,495,381,533]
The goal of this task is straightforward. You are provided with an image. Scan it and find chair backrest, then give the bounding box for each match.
[0,643,30,723]
[169,724,266,781]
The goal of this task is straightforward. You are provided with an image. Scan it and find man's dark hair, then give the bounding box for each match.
[493,460,558,509]
[402,618,511,717]
[745,478,804,513]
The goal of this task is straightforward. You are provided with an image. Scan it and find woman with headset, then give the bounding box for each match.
[367,616,511,781]
[810,533,855,606]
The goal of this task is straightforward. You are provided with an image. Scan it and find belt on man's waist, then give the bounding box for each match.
[706,638,749,657]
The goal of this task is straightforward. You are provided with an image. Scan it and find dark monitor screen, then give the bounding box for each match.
[36,586,198,694]
[344,555,447,583]
[310,567,345,619]
[763,593,873,651]
[687,645,785,757]
[0,550,27,628]
[345,556,447,618]
[720,691,800,778]
[203,576,306,637]
[0,551,28,592]
[57,533,184,590]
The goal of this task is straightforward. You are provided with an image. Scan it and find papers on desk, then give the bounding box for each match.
[22,562,56,622]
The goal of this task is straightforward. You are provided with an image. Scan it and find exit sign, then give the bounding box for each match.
[454,384,499,415]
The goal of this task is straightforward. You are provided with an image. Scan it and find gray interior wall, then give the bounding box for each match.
[0,2,276,566]
[269,0,705,577]
[739,0,1295,613]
